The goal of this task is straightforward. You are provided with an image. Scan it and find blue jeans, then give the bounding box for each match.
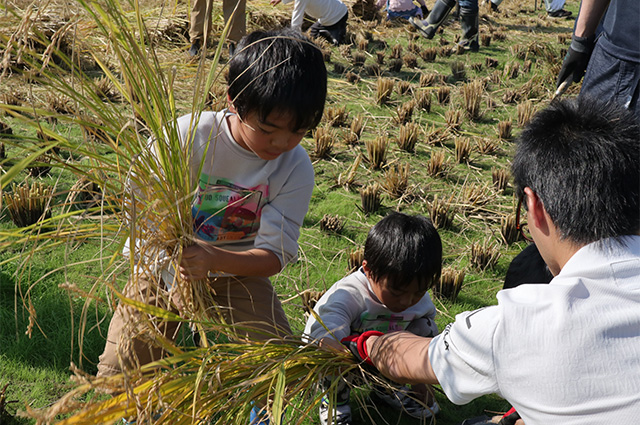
[458,0,478,12]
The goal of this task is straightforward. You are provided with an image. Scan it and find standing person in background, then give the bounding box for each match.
[544,0,571,18]
[270,0,349,46]
[556,0,640,121]
[189,0,246,56]
[409,0,480,52]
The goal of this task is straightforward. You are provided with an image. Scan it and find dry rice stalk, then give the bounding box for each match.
[320,214,345,234]
[417,90,431,112]
[345,71,360,84]
[339,44,351,59]
[337,154,362,188]
[376,51,385,64]
[407,41,421,54]
[450,61,465,80]
[480,33,491,47]
[3,181,52,227]
[352,51,366,67]
[463,183,492,208]
[324,105,349,127]
[425,125,449,146]
[403,52,418,68]
[485,57,499,68]
[470,240,501,270]
[388,58,403,73]
[433,267,465,301]
[347,247,364,272]
[396,80,412,95]
[365,136,388,169]
[500,214,519,245]
[517,100,535,127]
[428,195,454,229]
[493,30,506,41]
[503,62,520,80]
[419,73,436,87]
[312,126,335,158]
[360,183,381,214]
[454,137,472,163]
[356,33,368,51]
[498,120,512,140]
[350,114,365,139]
[420,47,437,62]
[394,100,415,124]
[376,77,394,105]
[63,175,103,213]
[333,62,345,74]
[476,138,499,155]
[383,163,410,198]
[391,44,403,59]
[502,89,521,104]
[364,63,381,76]
[461,80,483,120]
[397,122,420,153]
[426,151,446,177]
[436,86,451,104]
[445,108,463,131]
[492,167,509,193]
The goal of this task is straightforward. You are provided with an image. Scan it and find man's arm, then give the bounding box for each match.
[574,0,611,38]
[179,244,281,280]
[367,331,440,385]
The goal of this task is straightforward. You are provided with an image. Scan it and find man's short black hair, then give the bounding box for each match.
[227,29,327,132]
[363,212,442,291]
[512,97,640,245]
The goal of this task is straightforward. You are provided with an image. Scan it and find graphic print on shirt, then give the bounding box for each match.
[192,173,268,242]
[356,312,420,334]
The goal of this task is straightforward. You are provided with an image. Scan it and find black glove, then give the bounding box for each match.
[341,330,384,366]
[420,5,429,16]
[556,34,595,91]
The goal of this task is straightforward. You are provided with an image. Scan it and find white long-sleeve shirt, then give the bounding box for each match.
[282,0,348,31]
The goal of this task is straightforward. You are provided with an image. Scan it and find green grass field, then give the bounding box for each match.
[0,0,579,423]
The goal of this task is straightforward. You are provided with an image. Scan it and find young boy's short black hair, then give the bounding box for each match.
[512,97,640,246]
[227,28,327,132]
[363,212,442,291]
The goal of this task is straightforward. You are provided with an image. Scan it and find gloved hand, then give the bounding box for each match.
[420,5,429,16]
[555,34,595,95]
[341,330,384,366]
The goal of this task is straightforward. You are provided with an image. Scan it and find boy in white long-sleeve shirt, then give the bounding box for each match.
[271,0,348,45]
[304,212,442,425]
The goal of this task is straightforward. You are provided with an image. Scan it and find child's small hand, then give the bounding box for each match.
[270,0,282,5]
[179,244,216,281]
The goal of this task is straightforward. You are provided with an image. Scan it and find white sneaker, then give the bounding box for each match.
[319,402,352,425]
[375,385,440,419]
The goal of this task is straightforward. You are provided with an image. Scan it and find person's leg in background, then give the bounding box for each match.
[189,0,213,56]
[545,0,571,18]
[223,0,246,55]
[458,0,479,52]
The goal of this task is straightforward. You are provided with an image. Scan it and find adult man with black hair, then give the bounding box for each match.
[353,97,640,424]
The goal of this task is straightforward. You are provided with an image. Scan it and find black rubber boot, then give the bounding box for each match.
[409,0,457,40]
[458,7,479,52]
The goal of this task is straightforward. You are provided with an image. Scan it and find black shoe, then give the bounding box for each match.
[548,9,572,18]
[188,40,201,57]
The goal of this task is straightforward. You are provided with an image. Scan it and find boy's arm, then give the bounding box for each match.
[367,331,440,385]
[179,244,281,280]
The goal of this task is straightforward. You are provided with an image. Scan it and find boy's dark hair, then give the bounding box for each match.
[512,97,639,245]
[227,29,327,132]
[363,212,442,291]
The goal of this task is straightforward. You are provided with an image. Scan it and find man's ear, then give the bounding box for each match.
[524,187,550,236]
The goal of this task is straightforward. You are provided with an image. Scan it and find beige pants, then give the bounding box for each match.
[97,273,291,377]
[190,0,246,44]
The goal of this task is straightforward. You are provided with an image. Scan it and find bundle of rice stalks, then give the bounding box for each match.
[333,62,345,74]
[500,213,519,245]
[480,33,491,47]
[355,33,369,51]
[470,240,501,270]
[509,44,527,60]
[485,57,499,68]
[450,61,466,80]
[517,100,535,127]
[426,150,446,177]
[394,101,415,124]
[339,44,351,59]
[445,108,463,130]
[471,62,483,72]
[502,89,521,104]
[364,63,381,76]
[390,44,403,59]
[454,137,472,163]
[352,51,366,67]
[463,183,492,209]
[312,126,335,158]
[396,122,420,153]
[438,45,453,58]
[396,80,412,95]
[351,0,380,21]
[365,136,388,169]
[350,114,365,139]
[522,59,533,74]
[407,41,421,54]
[324,105,349,127]
[347,247,364,272]
[503,62,519,80]
[425,125,449,147]
[320,214,345,234]
[388,58,403,73]
[416,90,431,112]
[492,167,509,193]
[433,267,465,301]
[493,30,506,41]
[360,183,381,214]
[376,51,385,64]
[461,80,483,120]
[403,53,418,69]
[376,77,394,105]
[3,181,52,228]
[31,330,363,425]
[420,47,437,62]
[345,71,360,84]
[477,138,499,155]
[497,120,512,140]
[383,163,410,199]
[428,195,454,229]
[419,72,440,87]
[436,86,450,104]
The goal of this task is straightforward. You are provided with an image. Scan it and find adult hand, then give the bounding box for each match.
[341,330,384,366]
[556,34,595,95]
[179,244,216,281]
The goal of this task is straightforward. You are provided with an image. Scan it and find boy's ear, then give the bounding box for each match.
[227,94,236,113]
[361,260,369,274]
